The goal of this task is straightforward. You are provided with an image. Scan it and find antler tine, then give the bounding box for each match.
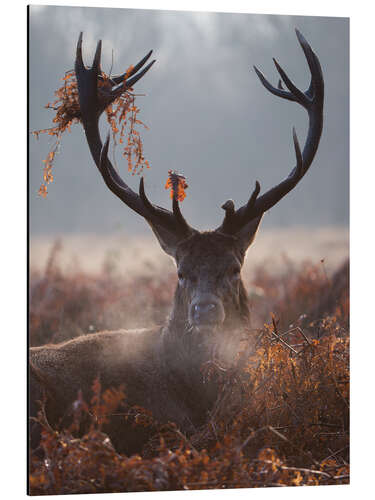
[126,60,156,88]
[172,195,191,232]
[139,176,158,215]
[220,200,236,233]
[220,181,260,234]
[245,181,261,213]
[295,29,323,102]
[109,50,154,84]
[99,132,123,189]
[252,29,323,112]
[253,65,297,103]
[76,32,84,71]
[75,33,102,75]
[99,132,192,235]
[76,33,194,239]
[92,40,102,74]
[272,58,308,106]
[216,29,324,235]
[138,177,190,234]
[98,133,147,217]
[110,60,156,101]
[99,133,136,192]
[292,127,303,177]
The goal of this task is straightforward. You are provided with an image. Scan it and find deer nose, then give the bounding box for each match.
[191,299,221,325]
[194,302,216,315]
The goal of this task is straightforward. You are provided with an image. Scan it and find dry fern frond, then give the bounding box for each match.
[33,68,150,197]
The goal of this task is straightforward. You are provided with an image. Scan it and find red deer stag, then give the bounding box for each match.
[30,29,324,455]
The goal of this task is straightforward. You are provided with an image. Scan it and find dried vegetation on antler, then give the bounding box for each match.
[33,52,153,197]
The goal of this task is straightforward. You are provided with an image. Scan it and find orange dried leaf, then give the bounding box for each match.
[165,170,188,202]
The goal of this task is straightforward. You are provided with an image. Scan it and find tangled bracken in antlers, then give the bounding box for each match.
[165,170,189,202]
[29,247,349,494]
[33,68,150,197]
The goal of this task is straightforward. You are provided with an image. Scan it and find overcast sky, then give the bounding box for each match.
[28,5,349,236]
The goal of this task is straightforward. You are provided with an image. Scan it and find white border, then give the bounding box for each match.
[2,0,374,498]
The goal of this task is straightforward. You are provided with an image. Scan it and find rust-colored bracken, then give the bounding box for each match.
[29,254,349,494]
[33,67,150,197]
[165,170,189,202]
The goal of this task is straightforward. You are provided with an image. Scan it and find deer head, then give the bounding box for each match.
[74,29,324,337]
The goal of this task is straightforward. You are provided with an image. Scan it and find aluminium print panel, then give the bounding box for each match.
[28,5,349,495]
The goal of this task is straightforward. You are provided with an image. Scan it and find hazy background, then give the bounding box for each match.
[29,5,349,271]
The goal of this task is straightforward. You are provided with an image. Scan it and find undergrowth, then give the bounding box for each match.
[29,241,349,493]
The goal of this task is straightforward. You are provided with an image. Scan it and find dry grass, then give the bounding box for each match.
[29,239,349,494]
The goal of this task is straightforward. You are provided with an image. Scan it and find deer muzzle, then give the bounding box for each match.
[189,294,225,329]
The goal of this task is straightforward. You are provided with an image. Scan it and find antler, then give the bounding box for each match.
[217,29,324,235]
[75,33,193,239]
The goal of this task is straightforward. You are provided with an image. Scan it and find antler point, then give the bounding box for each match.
[273,57,280,69]
[92,39,102,70]
[139,176,145,194]
[221,199,235,212]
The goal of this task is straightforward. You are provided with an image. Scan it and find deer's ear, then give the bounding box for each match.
[235,215,263,253]
[146,222,182,258]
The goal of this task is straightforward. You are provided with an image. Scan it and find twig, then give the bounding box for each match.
[29,415,55,435]
[271,329,298,354]
[238,426,268,452]
[322,444,349,463]
[270,314,299,354]
[257,461,332,479]
[172,428,199,458]
[283,326,311,345]
[267,426,322,469]
[309,422,343,428]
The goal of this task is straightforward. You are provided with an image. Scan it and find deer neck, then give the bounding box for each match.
[162,279,250,373]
